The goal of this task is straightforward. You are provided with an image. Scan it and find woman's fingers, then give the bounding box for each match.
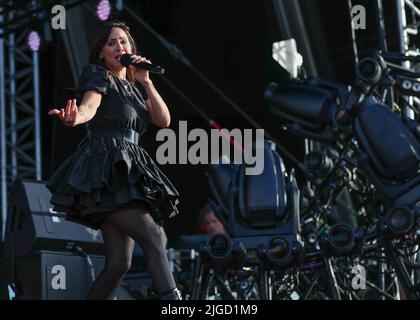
[48,109,60,115]
[62,99,78,126]
[131,55,152,64]
[63,99,75,120]
[71,99,77,114]
[138,56,151,63]
[47,108,65,117]
[65,99,71,116]
[48,98,78,126]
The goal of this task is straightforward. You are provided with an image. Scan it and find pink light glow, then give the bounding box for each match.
[27,31,40,52]
[96,0,111,21]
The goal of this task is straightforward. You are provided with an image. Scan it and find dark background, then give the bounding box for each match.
[36,0,401,242]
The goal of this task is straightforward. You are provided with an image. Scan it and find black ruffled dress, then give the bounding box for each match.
[46,64,180,230]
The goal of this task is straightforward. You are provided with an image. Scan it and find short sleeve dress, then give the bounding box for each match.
[46,64,180,229]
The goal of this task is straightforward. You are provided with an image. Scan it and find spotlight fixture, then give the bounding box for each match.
[327,223,355,255]
[258,236,302,267]
[304,151,334,177]
[385,206,414,235]
[200,233,246,267]
[115,0,124,11]
[319,223,365,256]
[96,0,111,21]
[27,31,41,52]
[265,237,292,266]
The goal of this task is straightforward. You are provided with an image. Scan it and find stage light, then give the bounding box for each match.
[257,236,304,268]
[354,96,420,181]
[27,31,41,52]
[96,0,111,21]
[385,206,414,235]
[257,236,303,268]
[265,237,292,265]
[304,151,334,177]
[200,233,247,267]
[356,54,386,85]
[264,82,336,127]
[115,0,124,11]
[206,233,233,260]
[326,223,355,255]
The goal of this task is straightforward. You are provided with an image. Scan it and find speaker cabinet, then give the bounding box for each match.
[0,250,105,300]
[4,179,104,259]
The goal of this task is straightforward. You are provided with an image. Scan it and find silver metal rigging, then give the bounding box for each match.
[0,1,42,239]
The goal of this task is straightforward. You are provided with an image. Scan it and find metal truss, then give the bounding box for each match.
[395,0,420,118]
[0,1,42,239]
[399,0,420,57]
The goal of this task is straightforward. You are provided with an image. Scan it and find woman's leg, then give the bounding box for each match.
[86,219,135,300]
[104,207,177,296]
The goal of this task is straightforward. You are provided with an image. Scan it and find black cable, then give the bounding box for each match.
[72,245,96,283]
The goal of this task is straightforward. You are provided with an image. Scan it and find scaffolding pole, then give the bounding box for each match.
[0,0,43,239]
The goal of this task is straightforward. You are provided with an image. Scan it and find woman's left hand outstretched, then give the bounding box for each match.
[48,98,81,127]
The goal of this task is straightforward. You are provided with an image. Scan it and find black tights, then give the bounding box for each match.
[86,208,176,300]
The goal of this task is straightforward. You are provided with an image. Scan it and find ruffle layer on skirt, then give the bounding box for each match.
[46,137,180,230]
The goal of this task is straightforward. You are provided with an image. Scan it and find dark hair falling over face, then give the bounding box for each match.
[89,20,137,82]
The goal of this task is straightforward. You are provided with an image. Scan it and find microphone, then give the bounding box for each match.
[120,54,165,75]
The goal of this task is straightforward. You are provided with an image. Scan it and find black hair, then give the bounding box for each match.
[88,20,137,81]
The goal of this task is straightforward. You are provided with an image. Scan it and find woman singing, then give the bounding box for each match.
[46,21,181,300]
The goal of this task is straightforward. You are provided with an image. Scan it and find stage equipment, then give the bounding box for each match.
[4,179,104,260]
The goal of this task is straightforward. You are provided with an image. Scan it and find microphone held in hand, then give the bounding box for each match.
[120,54,165,75]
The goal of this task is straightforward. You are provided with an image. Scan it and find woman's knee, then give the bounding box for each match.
[105,257,132,278]
[145,225,167,251]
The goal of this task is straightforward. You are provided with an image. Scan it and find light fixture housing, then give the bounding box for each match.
[27,31,41,52]
[96,0,111,21]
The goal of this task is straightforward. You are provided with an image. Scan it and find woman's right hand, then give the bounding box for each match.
[48,99,81,127]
